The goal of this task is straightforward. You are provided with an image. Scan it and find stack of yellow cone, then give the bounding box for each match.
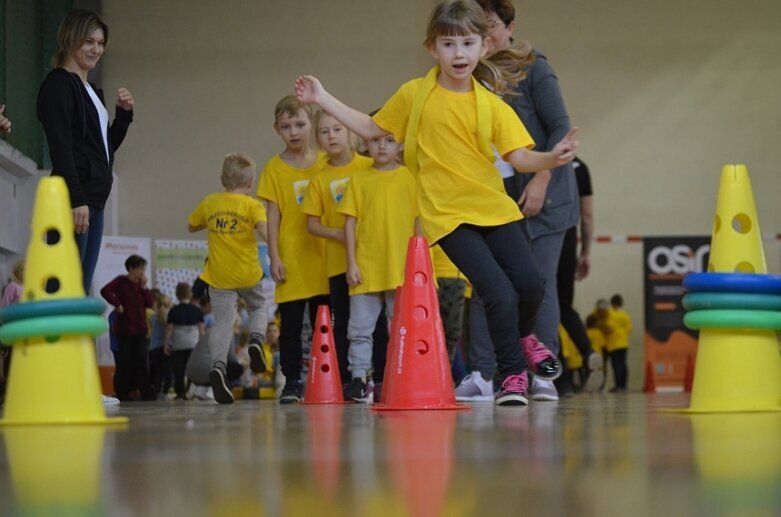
[0,177,127,425]
[671,165,781,413]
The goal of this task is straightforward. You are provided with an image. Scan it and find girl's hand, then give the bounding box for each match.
[551,127,578,167]
[294,75,325,105]
[270,257,286,283]
[116,88,134,111]
[346,263,362,286]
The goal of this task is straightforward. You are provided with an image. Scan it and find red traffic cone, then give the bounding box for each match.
[303,305,347,404]
[643,361,657,393]
[374,237,466,411]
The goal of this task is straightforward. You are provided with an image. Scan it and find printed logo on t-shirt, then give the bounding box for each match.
[329,178,350,203]
[293,180,310,205]
[208,210,249,234]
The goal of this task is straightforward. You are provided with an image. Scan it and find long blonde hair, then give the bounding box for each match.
[52,9,109,69]
[424,0,534,96]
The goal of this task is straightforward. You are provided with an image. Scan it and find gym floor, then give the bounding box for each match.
[1,393,779,516]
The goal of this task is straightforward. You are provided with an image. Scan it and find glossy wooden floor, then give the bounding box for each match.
[1,393,780,516]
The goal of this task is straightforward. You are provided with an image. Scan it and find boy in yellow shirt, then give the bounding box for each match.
[338,133,417,402]
[188,153,269,404]
[257,96,330,404]
[607,294,632,392]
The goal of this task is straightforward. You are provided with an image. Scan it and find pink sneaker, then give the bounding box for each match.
[494,371,529,406]
[520,334,562,381]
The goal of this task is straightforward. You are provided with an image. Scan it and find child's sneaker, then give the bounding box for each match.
[520,334,562,381]
[209,368,235,405]
[531,377,559,401]
[495,371,529,406]
[454,371,494,401]
[248,343,268,373]
[583,352,605,393]
[279,379,303,404]
[344,377,368,402]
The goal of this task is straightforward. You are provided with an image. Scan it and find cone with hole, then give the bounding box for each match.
[0,177,127,425]
[303,305,346,404]
[670,165,781,413]
[374,237,466,411]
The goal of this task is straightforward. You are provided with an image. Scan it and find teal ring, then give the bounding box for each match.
[684,309,781,330]
[0,297,106,324]
[683,292,781,311]
[0,314,108,344]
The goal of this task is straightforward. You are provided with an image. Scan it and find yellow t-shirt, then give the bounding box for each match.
[188,192,266,289]
[338,166,417,295]
[607,307,632,352]
[559,324,583,369]
[432,245,464,280]
[587,327,606,354]
[300,154,373,278]
[257,153,329,303]
[372,79,535,243]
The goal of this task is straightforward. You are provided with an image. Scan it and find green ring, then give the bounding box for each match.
[684,309,781,330]
[682,292,781,311]
[0,298,106,324]
[0,315,108,344]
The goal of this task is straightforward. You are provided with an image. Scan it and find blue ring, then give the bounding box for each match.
[683,273,781,295]
[683,292,781,311]
[0,297,106,324]
[684,309,781,330]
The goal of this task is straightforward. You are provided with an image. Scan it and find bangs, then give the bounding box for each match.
[426,1,487,44]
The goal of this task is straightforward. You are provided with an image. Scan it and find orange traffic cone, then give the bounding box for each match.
[374,237,466,411]
[303,305,347,404]
[643,361,657,393]
[683,355,695,393]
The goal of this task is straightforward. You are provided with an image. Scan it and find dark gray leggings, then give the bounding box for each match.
[438,223,544,379]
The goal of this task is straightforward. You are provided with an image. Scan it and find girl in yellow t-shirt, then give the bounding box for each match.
[338,133,417,401]
[256,95,330,404]
[294,0,577,406]
[300,111,379,383]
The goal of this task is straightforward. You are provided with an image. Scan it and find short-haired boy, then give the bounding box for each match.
[188,153,269,404]
[337,133,417,402]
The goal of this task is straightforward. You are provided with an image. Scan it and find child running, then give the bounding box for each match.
[188,153,269,404]
[338,133,417,402]
[300,110,375,382]
[295,0,577,405]
[257,96,330,404]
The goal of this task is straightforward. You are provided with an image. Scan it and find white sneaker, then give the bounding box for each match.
[101,394,120,406]
[531,377,559,401]
[454,371,494,401]
[583,353,605,393]
[193,385,215,401]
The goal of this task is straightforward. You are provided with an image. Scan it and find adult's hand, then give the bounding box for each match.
[116,88,134,111]
[517,170,550,217]
[0,104,11,134]
[73,205,90,234]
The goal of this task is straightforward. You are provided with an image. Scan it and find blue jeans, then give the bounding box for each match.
[74,207,104,294]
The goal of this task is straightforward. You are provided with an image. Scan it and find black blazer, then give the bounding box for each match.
[37,68,133,209]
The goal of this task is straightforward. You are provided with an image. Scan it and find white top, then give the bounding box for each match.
[84,82,110,162]
[493,148,515,179]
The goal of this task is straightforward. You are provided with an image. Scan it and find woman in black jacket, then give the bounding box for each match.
[37,9,134,293]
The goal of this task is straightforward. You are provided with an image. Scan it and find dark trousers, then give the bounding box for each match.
[278,295,331,382]
[329,274,389,383]
[609,348,628,389]
[438,223,544,379]
[170,349,192,399]
[557,226,592,359]
[149,347,173,394]
[114,334,153,400]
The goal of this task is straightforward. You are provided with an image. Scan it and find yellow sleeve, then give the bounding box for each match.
[372,79,420,143]
[338,174,360,218]
[491,96,535,156]
[188,197,207,227]
[252,198,267,224]
[257,160,280,203]
[300,173,325,217]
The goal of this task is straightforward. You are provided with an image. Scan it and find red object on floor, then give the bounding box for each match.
[683,355,695,393]
[643,361,657,393]
[374,237,466,411]
[303,305,347,404]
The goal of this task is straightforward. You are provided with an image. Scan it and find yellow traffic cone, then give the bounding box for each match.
[708,164,767,274]
[0,177,127,425]
[670,165,781,413]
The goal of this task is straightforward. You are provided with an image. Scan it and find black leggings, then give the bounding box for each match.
[557,226,592,358]
[438,223,544,379]
[278,295,331,381]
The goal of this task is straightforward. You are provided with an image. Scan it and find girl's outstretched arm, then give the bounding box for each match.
[505,128,579,172]
[295,75,388,140]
